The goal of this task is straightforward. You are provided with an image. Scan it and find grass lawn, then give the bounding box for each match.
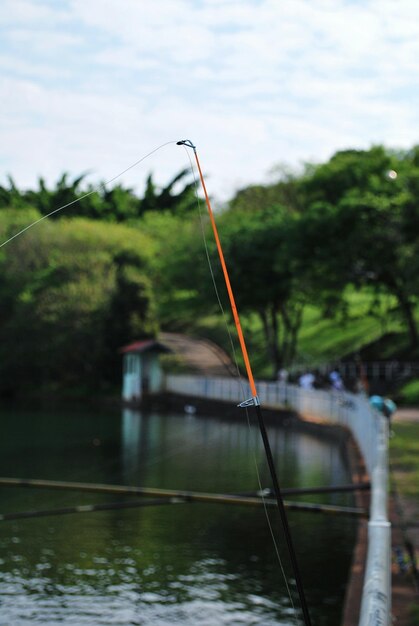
[298,288,409,364]
[390,421,419,499]
[192,288,419,379]
[398,380,419,406]
[389,420,419,626]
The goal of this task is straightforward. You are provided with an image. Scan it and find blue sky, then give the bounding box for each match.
[1,0,419,202]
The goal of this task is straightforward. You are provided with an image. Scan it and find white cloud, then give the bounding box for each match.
[1,0,419,201]
[0,0,66,25]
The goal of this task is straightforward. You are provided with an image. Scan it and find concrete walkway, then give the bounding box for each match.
[160,332,237,378]
[394,407,419,423]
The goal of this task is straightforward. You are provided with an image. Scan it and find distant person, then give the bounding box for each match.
[299,372,315,390]
[383,398,397,420]
[277,368,288,384]
[356,360,370,395]
[369,395,384,413]
[356,373,369,395]
[369,395,397,422]
[329,370,344,391]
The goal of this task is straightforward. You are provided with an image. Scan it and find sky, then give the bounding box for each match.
[2,0,419,203]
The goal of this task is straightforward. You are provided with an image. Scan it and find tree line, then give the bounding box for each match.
[0,145,418,397]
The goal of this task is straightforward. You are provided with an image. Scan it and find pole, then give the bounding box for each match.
[0,476,369,496]
[0,477,366,517]
[0,498,180,522]
[178,139,312,626]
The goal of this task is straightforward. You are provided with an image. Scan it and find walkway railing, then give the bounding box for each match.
[164,373,391,626]
[291,360,418,384]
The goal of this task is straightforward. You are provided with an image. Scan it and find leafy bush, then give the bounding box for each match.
[398,379,419,406]
[0,214,157,397]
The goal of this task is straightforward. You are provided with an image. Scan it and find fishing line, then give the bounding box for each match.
[181,143,300,624]
[246,424,298,620]
[0,140,177,249]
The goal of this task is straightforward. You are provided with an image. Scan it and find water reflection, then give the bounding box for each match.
[0,406,356,625]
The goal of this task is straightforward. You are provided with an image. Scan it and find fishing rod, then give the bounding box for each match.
[177,139,313,626]
[0,476,370,497]
[0,498,181,522]
[0,499,366,523]
[0,477,367,518]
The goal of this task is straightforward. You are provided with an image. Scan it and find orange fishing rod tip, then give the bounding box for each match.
[193,148,258,399]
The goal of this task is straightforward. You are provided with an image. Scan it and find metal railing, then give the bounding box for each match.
[164,373,391,625]
[359,417,391,626]
[292,360,418,383]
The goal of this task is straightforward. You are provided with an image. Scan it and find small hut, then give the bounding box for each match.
[120,339,170,403]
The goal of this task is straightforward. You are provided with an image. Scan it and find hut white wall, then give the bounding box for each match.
[122,354,142,401]
[147,354,164,393]
[122,352,164,401]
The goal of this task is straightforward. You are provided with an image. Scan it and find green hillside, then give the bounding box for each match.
[186,289,419,404]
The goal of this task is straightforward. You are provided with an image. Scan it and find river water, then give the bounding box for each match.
[0,406,357,626]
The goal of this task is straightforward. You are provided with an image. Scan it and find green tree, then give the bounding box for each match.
[219,208,308,373]
[300,146,392,206]
[0,167,196,222]
[300,145,419,348]
[0,176,28,209]
[101,185,140,222]
[229,172,303,215]
[0,215,157,397]
[101,256,158,381]
[138,169,196,216]
[23,173,90,217]
[143,212,210,328]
